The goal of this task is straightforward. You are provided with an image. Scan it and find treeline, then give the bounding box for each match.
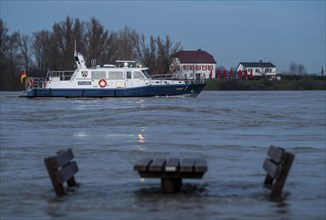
[0,17,181,90]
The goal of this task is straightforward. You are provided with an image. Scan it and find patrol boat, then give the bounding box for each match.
[23,51,206,98]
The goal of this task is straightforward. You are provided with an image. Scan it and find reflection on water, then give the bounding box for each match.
[0,91,325,219]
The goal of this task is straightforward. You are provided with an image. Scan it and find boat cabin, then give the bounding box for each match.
[45,52,184,89]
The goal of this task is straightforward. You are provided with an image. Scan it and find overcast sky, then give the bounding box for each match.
[1,0,325,73]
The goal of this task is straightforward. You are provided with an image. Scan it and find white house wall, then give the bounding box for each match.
[236,65,276,76]
[180,64,216,79]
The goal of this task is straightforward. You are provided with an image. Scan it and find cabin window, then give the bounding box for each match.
[133,71,145,79]
[126,71,132,79]
[141,70,151,78]
[108,71,124,79]
[91,71,106,80]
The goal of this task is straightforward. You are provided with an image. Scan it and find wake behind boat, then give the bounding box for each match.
[22,51,205,98]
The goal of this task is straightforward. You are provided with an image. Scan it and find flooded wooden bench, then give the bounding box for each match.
[263,145,295,199]
[44,149,79,196]
[134,158,207,193]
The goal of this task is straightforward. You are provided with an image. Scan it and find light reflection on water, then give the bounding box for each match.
[1,91,325,219]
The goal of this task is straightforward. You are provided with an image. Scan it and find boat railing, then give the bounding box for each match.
[46,70,74,81]
[25,77,46,89]
[150,73,205,84]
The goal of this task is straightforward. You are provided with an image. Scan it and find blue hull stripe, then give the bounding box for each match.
[25,84,206,97]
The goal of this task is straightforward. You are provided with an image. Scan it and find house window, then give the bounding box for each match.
[255,68,261,73]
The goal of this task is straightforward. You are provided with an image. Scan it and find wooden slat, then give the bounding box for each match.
[180,159,195,172]
[267,145,285,164]
[165,158,179,172]
[148,158,166,172]
[194,159,207,173]
[56,161,79,184]
[134,158,153,172]
[263,159,282,179]
[52,149,74,168]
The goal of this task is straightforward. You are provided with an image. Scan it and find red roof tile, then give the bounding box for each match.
[174,50,216,64]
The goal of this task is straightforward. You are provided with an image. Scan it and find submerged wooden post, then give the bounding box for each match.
[44,149,79,196]
[263,145,295,199]
[161,178,182,194]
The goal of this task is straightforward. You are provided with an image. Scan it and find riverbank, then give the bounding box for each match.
[204,76,326,90]
[2,76,325,92]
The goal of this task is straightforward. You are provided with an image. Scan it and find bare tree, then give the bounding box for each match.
[1,31,20,64]
[290,62,298,75]
[297,63,306,75]
[0,19,21,90]
[100,31,119,64]
[50,16,76,70]
[156,35,181,74]
[73,18,85,54]
[135,34,157,73]
[289,62,306,75]
[0,19,11,63]
[18,34,33,70]
[169,57,181,74]
[84,17,108,66]
[32,30,51,73]
[116,26,138,60]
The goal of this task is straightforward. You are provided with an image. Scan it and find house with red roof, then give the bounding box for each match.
[171,49,217,79]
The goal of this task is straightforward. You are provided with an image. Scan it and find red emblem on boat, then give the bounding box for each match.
[81,71,88,78]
